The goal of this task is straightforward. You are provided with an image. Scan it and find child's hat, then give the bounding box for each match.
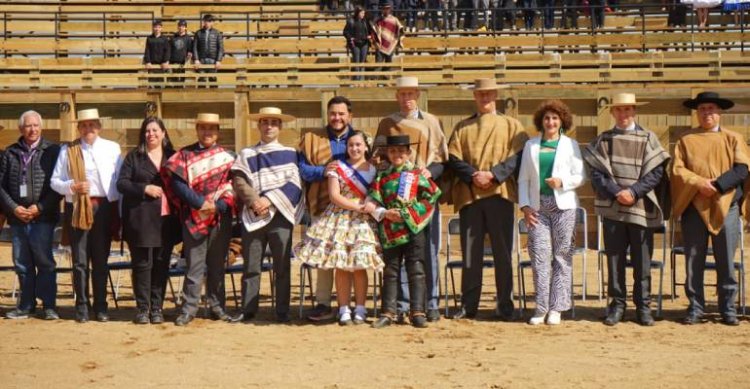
[385,135,418,147]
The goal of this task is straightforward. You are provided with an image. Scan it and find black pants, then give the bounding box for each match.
[67,200,113,314]
[130,246,173,312]
[459,196,515,316]
[241,213,293,317]
[603,219,654,312]
[382,229,427,315]
[561,0,579,28]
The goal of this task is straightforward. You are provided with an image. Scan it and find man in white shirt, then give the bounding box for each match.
[51,108,122,323]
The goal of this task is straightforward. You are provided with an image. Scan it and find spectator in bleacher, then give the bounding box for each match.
[442,0,459,30]
[403,0,420,31]
[374,76,448,323]
[664,0,687,28]
[51,108,122,323]
[231,107,304,324]
[423,0,442,30]
[520,0,538,29]
[582,93,670,327]
[116,117,179,325]
[0,111,62,320]
[373,2,404,70]
[344,7,372,80]
[589,0,606,29]
[492,0,518,31]
[519,100,585,326]
[193,14,224,86]
[723,0,750,26]
[367,0,381,21]
[465,0,492,29]
[672,92,745,326]
[447,78,529,321]
[163,113,236,326]
[540,0,555,29]
[561,0,580,29]
[298,96,356,322]
[690,0,722,28]
[169,19,193,84]
[143,20,170,86]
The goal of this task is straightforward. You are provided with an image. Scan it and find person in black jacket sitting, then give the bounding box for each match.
[143,20,170,87]
[193,14,224,87]
[0,111,62,320]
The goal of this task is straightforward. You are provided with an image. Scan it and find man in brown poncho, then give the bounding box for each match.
[672,91,747,326]
[447,78,529,321]
[374,76,448,322]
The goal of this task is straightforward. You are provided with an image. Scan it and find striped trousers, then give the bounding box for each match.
[527,195,576,314]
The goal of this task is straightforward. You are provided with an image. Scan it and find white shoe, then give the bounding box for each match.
[353,306,367,324]
[546,311,561,325]
[528,312,546,325]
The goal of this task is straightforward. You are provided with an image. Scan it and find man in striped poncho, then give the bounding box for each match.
[230,107,305,324]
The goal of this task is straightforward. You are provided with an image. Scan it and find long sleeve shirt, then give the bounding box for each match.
[50,136,122,203]
[298,126,353,183]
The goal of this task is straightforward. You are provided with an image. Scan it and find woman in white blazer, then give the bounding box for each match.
[518,100,585,325]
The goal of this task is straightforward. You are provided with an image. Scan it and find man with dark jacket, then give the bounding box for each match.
[0,111,62,320]
[143,20,170,86]
[169,19,193,84]
[193,14,224,86]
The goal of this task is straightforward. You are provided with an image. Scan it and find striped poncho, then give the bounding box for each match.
[231,141,305,232]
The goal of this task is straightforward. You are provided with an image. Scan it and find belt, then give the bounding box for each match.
[89,196,107,205]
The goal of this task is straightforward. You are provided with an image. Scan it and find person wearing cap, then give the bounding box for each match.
[298,96,356,322]
[230,108,305,323]
[372,1,404,72]
[447,78,529,321]
[163,113,236,326]
[169,19,193,85]
[0,111,62,320]
[582,92,670,327]
[672,92,747,326]
[51,108,122,323]
[369,134,442,328]
[143,19,170,86]
[192,14,224,86]
[375,76,448,322]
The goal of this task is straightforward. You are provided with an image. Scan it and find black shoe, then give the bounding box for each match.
[451,308,476,320]
[396,312,406,324]
[603,307,624,326]
[636,310,655,327]
[95,312,109,322]
[276,313,291,323]
[42,308,60,321]
[150,310,164,324]
[75,309,89,323]
[209,307,230,322]
[230,312,255,324]
[721,315,740,326]
[411,314,428,328]
[5,308,32,320]
[426,309,441,322]
[682,313,703,325]
[496,309,518,322]
[371,316,393,329]
[133,310,150,325]
[306,304,334,322]
[175,313,194,326]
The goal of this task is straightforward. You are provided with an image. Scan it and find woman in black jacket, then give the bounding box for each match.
[343,6,371,80]
[117,117,180,324]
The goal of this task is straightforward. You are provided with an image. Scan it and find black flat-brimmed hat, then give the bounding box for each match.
[385,135,418,147]
[379,0,393,8]
[683,91,735,110]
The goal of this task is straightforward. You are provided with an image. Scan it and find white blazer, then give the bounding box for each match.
[518,134,585,211]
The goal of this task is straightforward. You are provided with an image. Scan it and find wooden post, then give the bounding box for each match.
[320,89,336,127]
[596,89,611,135]
[234,91,250,151]
[60,92,76,142]
[147,91,162,118]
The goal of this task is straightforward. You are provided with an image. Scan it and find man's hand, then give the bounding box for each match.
[161,62,170,70]
[251,197,272,216]
[27,205,41,219]
[544,177,562,189]
[215,61,221,70]
[472,171,494,189]
[615,189,635,206]
[698,178,718,198]
[384,209,403,222]
[194,59,201,67]
[13,206,32,223]
[419,167,432,179]
[145,62,152,69]
[324,161,338,176]
[144,184,164,199]
[71,181,90,195]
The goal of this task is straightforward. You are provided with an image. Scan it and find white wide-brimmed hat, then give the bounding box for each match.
[190,113,221,125]
[248,107,295,123]
[71,108,110,123]
[468,78,509,91]
[605,93,649,108]
[394,76,423,90]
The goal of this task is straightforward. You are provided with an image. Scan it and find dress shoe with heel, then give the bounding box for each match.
[371,315,393,329]
[426,309,441,322]
[603,306,624,326]
[175,313,194,326]
[411,313,428,328]
[209,307,230,322]
[133,310,150,325]
[150,309,164,324]
[95,311,109,323]
[636,310,655,326]
[682,312,703,325]
[721,315,739,326]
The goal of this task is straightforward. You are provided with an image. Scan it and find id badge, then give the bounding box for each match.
[19,184,28,198]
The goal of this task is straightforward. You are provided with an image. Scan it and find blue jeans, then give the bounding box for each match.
[398,207,441,312]
[350,43,369,80]
[11,222,57,311]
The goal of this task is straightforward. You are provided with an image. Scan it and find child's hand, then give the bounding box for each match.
[384,209,403,222]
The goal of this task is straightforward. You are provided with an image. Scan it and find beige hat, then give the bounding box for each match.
[606,93,649,108]
[71,108,110,123]
[468,78,508,91]
[248,107,295,123]
[395,76,422,90]
[191,113,221,125]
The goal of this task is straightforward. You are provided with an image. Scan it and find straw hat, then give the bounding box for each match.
[71,108,110,123]
[683,91,734,110]
[190,113,221,125]
[248,107,295,123]
[605,93,649,108]
[468,78,508,91]
[394,76,422,90]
